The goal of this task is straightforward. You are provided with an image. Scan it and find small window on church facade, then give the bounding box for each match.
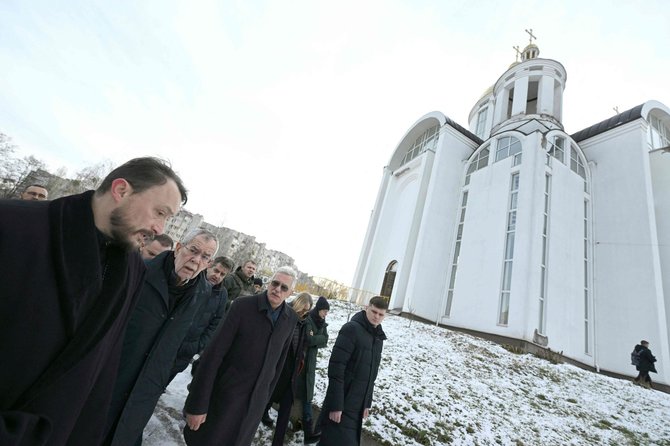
[400,125,440,166]
[495,136,522,163]
[548,136,565,163]
[498,172,520,326]
[475,108,488,138]
[648,114,670,149]
[464,145,489,185]
[570,146,586,179]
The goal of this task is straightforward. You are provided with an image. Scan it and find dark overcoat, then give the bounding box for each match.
[183,292,298,446]
[296,314,328,402]
[104,251,211,446]
[171,284,228,376]
[0,191,146,445]
[318,310,386,446]
[637,346,658,373]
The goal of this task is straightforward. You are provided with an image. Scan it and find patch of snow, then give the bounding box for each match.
[145,299,670,445]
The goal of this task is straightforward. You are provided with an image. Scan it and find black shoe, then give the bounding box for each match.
[303,418,320,444]
[261,411,274,428]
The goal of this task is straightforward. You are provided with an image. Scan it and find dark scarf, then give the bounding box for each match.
[162,252,199,313]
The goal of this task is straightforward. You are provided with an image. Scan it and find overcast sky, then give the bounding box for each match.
[2,0,669,284]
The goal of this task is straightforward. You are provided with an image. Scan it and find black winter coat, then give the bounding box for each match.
[104,251,211,446]
[318,310,386,446]
[319,311,386,446]
[183,292,298,446]
[171,283,229,375]
[637,346,658,373]
[0,191,146,446]
[296,314,328,402]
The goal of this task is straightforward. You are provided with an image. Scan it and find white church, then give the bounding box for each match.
[351,36,670,386]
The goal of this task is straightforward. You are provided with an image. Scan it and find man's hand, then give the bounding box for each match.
[363,408,370,419]
[185,413,207,431]
[328,411,342,423]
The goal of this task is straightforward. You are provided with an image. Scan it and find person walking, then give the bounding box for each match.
[263,292,313,446]
[296,296,329,444]
[182,266,299,446]
[318,296,388,446]
[633,340,658,389]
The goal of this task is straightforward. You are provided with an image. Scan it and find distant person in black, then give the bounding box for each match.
[633,340,658,389]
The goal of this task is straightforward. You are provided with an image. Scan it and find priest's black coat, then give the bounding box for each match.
[0,191,146,445]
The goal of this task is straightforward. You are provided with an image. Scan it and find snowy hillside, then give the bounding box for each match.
[144,299,670,445]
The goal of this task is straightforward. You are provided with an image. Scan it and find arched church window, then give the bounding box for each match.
[648,114,670,149]
[570,146,586,179]
[380,261,398,299]
[495,136,522,165]
[464,145,490,185]
[547,136,565,163]
[400,125,440,166]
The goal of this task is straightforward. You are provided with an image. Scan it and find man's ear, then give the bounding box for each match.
[110,178,133,203]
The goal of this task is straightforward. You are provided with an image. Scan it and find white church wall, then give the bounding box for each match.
[358,162,421,301]
[581,122,669,384]
[541,159,594,364]
[444,145,522,334]
[404,128,478,322]
[650,148,670,381]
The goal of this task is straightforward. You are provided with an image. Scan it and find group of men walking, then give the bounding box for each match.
[1,157,389,446]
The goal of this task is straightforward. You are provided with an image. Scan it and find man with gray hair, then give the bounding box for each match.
[182,266,299,446]
[103,229,219,446]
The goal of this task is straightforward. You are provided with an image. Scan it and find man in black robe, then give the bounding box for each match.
[0,157,187,446]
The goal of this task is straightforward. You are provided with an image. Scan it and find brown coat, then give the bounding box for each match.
[183,292,298,446]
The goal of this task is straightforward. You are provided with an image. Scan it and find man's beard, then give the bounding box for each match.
[109,206,151,252]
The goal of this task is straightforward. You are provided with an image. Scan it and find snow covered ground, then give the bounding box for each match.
[144,299,670,445]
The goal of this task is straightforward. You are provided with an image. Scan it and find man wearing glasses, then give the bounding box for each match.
[182,266,300,446]
[103,229,219,446]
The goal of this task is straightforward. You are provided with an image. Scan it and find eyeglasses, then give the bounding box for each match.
[185,245,213,263]
[270,279,290,293]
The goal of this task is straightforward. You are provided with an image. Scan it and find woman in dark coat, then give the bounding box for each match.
[296,296,329,442]
[263,292,313,446]
[634,340,658,388]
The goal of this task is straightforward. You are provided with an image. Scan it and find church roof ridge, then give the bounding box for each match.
[571,104,644,142]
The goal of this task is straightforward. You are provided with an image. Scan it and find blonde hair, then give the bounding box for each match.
[291,292,313,317]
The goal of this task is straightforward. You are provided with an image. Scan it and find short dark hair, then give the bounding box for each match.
[213,256,234,271]
[369,295,389,310]
[153,234,174,249]
[96,157,188,204]
[24,184,47,192]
